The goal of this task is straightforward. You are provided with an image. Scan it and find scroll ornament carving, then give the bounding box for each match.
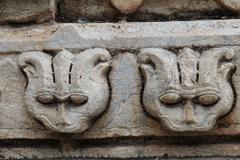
[139,47,236,132]
[17,48,112,133]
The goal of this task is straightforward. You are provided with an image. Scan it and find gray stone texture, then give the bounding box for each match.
[0,20,239,138]
[59,0,222,21]
[0,1,240,159]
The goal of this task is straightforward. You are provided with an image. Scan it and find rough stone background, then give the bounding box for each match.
[1,0,240,159]
[0,0,239,24]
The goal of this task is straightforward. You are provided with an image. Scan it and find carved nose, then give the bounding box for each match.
[183,101,196,124]
[57,95,69,103]
[57,103,71,126]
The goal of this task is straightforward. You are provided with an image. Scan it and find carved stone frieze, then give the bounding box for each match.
[17,48,112,133]
[139,47,236,132]
[0,22,239,139]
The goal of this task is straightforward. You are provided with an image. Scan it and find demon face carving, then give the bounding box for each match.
[139,47,236,132]
[18,48,111,133]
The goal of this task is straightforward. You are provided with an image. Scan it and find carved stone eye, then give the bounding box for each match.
[70,95,88,105]
[37,94,55,104]
[159,93,181,105]
[198,94,220,106]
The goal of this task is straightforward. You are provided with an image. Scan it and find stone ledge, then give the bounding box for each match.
[0,19,240,52]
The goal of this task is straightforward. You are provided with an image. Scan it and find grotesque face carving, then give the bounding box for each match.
[18,48,112,133]
[139,47,235,132]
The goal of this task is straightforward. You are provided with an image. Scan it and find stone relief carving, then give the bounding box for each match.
[17,48,112,133]
[139,47,236,132]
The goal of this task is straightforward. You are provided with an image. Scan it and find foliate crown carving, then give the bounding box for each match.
[139,47,236,132]
[17,48,112,133]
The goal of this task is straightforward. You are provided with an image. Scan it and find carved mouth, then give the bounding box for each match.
[37,116,89,133]
[160,114,217,132]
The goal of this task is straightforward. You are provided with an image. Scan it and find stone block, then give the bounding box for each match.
[58,0,232,22]
[59,0,117,22]
[0,0,55,24]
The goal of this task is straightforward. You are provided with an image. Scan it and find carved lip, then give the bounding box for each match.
[160,114,217,132]
[37,116,88,133]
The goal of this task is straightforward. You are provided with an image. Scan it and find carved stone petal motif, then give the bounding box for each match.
[110,0,144,14]
[217,0,240,13]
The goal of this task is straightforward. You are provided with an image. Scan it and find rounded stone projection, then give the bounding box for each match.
[110,0,144,14]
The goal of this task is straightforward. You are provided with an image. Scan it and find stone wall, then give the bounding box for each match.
[1,0,240,159]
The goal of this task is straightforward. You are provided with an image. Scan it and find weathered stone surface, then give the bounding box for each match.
[0,20,240,139]
[1,20,240,53]
[2,142,240,159]
[0,0,237,24]
[59,0,117,21]
[217,0,240,13]
[59,0,225,22]
[0,46,240,139]
[0,0,55,24]
[140,0,220,15]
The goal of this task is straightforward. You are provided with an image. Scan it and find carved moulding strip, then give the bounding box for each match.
[1,20,240,53]
[0,20,239,138]
[139,47,236,132]
[17,48,112,133]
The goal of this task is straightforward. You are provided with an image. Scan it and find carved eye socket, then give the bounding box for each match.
[198,94,219,106]
[70,95,88,105]
[37,94,55,104]
[159,93,181,105]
